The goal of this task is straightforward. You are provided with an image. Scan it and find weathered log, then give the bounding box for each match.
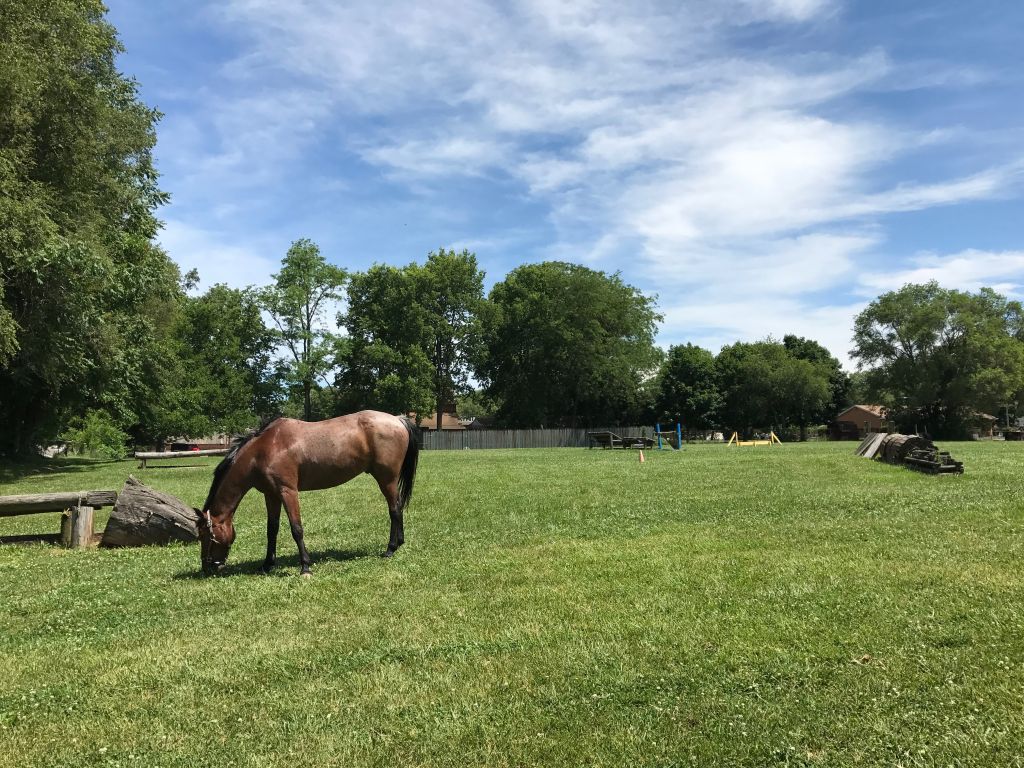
[101,476,199,547]
[0,490,117,518]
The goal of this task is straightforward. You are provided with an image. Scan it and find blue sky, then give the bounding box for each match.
[106,0,1023,367]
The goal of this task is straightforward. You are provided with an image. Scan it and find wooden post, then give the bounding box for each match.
[60,510,73,548]
[69,506,95,549]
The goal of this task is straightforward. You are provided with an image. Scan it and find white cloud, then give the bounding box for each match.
[858,249,1024,297]
[158,219,278,291]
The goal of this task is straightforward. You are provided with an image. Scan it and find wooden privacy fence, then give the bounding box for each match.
[421,427,652,451]
[0,490,117,549]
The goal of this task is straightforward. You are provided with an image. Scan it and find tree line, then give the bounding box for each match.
[2,1,1022,455]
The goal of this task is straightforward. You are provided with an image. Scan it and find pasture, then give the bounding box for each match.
[0,442,1022,767]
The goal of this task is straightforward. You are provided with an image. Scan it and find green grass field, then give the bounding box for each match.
[1,442,1022,767]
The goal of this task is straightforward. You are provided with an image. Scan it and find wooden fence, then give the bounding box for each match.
[421,427,653,451]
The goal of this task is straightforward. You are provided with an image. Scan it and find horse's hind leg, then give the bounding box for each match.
[377,478,403,558]
[280,487,312,576]
[262,493,282,573]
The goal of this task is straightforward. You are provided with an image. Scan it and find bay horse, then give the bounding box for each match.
[196,411,419,576]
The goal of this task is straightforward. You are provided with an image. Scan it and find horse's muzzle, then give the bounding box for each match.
[202,560,226,575]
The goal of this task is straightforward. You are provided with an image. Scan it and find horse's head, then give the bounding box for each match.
[196,508,236,575]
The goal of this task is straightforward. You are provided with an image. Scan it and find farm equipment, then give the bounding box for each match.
[855,432,963,475]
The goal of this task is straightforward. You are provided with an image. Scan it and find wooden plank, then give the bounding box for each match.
[0,490,118,517]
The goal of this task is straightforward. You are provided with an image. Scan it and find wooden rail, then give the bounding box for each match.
[0,490,118,549]
[0,490,117,517]
[135,448,229,468]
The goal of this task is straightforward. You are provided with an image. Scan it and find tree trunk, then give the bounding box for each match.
[101,476,199,548]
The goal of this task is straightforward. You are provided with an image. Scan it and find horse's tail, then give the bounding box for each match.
[397,417,420,513]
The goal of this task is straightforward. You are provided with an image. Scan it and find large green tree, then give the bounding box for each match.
[419,249,485,429]
[335,263,434,417]
[716,340,831,440]
[477,262,662,427]
[0,0,177,453]
[783,334,852,428]
[173,283,279,436]
[655,344,721,429]
[259,239,346,421]
[852,282,1024,438]
[336,249,485,423]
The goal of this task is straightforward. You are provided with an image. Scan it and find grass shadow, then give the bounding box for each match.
[0,456,122,484]
[0,533,62,546]
[172,546,380,580]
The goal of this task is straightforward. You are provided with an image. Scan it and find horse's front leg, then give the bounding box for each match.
[280,487,312,576]
[262,493,282,573]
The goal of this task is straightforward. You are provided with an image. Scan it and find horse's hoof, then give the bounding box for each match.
[381,549,395,559]
[300,570,313,578]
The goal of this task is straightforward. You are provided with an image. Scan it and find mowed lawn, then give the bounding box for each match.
[0,442,1022,767]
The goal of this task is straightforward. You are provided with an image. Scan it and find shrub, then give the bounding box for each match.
[61,410,129,460]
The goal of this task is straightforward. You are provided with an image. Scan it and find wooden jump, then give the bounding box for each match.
[727,431,782,447]
[135,448,229,468]
[0,490,118,549]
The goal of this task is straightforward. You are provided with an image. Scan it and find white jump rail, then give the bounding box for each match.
[134,448,229,468]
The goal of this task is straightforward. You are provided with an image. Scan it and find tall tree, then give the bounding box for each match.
[336,250,485,424]
[259,239,346,421]
[852,282,1024,437]
[0,0,176,453]
[175,283,279,434]
[656,344,721,429]
[419,249,485,429]
[783,334,852,427]
[715,340,831,439]
[335,264,434,417]
[477,262,661,427]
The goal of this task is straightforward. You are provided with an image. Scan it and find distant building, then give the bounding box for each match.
[833,404,890,438]
[418,412,466,431]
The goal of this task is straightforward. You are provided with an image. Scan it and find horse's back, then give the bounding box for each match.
[256,411,410,491]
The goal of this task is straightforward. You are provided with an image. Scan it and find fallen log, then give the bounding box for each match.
[101,476,199,547]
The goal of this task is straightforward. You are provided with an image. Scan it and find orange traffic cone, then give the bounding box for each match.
[639,450,645,463]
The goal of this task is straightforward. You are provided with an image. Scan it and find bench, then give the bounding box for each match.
[0,490,118,548]
[587,432,655,449]
[587,431,623,449]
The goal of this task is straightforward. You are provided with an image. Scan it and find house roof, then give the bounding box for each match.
[419,412,466,430]
[836,404,887,421]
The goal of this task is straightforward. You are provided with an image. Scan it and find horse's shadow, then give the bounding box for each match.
[172,546,380,580]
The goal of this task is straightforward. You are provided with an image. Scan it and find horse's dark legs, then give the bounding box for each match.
[262,494,282,572]
[378,479,404,558]
[280,487,312,576]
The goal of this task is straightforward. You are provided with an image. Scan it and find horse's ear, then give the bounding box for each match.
[193,508,206,528]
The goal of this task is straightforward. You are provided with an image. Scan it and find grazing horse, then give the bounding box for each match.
[196,411,419,576]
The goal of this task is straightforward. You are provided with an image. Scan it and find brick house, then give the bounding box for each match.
[834,404,890,438]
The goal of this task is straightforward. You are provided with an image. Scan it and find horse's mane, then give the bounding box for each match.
[202,419,279,512]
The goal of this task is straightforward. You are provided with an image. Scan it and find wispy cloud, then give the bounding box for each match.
[126,0,1024,365]
[859,249,1024,298]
